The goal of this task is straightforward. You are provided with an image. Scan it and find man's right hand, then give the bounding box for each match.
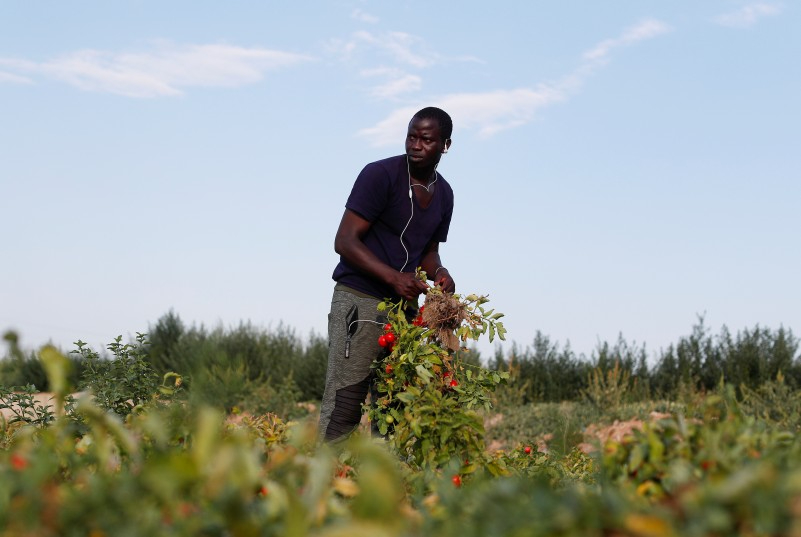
[392,271,429,301]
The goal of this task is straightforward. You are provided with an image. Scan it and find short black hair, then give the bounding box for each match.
[412,106,453,141]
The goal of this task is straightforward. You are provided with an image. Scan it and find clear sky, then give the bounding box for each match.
[1,1,799,363]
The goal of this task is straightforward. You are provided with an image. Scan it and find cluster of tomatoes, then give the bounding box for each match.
[411,305,427,327]
[377,323,396,351]
[377,305,428,351]
[442,369,459,388]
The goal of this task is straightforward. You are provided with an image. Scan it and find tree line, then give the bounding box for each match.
[2,312,798,410]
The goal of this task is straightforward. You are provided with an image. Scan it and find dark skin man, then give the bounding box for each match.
[333,116,455,300]
[319,106,456,442]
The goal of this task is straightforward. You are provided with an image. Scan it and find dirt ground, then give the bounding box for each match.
[485,411,672,454]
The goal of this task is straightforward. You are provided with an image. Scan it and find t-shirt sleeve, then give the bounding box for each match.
[433,187,454,242]
[345,162,390,222]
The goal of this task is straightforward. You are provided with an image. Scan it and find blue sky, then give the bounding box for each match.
[1,1,798,362]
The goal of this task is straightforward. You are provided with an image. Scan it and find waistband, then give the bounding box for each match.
[334,283,381,300]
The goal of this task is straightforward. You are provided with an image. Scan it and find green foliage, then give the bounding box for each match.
[650,319,801,399]
[488,333,593,403]
[7,332,801,536]
[367,291,508,472]
[8,314,796,412]
[0,385,77,428]
[487,319,799,404]
[145,314,326,415]
[4,291,801,534]
[740,371,801,432]
[486,401,599,456]
[239,372,305,420]
[74,333,165,417]
[582,360,632,414]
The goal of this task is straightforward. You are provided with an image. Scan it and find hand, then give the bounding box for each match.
[392,272,429,301]
[434,268,455,294]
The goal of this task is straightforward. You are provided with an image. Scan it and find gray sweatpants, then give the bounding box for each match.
[318,285,387,442]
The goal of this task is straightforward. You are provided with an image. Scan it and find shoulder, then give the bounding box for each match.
[347,155,405,218]
[354,155,406,189]
[361,155,406,176]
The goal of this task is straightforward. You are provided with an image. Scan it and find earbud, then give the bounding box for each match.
[408,187,413,198]
[442,149,448,154]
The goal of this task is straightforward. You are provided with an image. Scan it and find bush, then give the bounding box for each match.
[74,334,163,417]
[146,313,327,413]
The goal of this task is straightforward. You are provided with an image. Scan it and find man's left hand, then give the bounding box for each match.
[434,269,455,294]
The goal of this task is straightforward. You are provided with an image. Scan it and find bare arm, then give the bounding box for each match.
[334,209,429,301]
[419,241,455,293]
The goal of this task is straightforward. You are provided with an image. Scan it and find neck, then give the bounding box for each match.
[408,162,438,185]
[411,170,437,186]
[407,156,439,193]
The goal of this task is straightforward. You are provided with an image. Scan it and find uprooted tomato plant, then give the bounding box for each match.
[366,281,510,475]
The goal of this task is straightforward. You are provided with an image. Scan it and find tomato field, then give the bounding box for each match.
[2,290,801,536]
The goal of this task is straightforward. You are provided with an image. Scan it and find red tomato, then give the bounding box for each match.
[383,323,392,332]
[449,379,458,387]
[385,332,396,343]
[378,335,388,347]
[10,453,28,471]
[451,475,462,487]
[524,446,532,454]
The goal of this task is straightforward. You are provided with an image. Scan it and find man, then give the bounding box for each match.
[319,107,456,442]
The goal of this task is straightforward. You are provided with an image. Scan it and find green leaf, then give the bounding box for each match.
[415,365,434,384]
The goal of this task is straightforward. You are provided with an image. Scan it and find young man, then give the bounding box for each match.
[319,107,456,442]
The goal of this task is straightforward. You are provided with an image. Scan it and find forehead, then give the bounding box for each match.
[407,116,441,136]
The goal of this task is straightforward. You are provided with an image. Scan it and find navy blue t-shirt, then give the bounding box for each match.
[332,155,454,300]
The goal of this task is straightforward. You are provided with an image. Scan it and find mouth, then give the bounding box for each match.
[406,153,424,162]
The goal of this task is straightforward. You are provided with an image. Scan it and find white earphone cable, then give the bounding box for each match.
[399,156,438,272]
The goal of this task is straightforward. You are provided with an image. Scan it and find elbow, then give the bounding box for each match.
[334,234,347,256]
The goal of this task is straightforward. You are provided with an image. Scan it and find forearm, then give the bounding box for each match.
[419,251,445,281]
[419,243,454,292]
